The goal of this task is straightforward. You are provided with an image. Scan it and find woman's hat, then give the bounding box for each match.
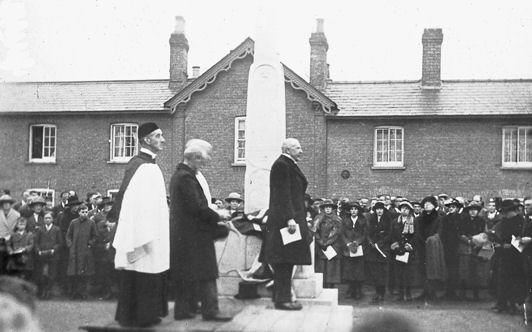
[398,201,413,211]
[28,196,46,206]
[444,198,463,208]
[0,194,15,204]
[464,201,482,213]
[225,192,243,203]
[372,201,386,212]
[345,201,362,211]
[421,196,438,208]
[319,199,336,209]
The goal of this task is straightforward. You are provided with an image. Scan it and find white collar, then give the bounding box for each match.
[140,147,157,159]
[282,153,297,164]
[45,224,52,231]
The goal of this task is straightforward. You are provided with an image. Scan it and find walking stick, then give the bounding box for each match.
[524,302,528,326]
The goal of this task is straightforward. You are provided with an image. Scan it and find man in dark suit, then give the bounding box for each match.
[264,138,312,311]
[169,139,232,322]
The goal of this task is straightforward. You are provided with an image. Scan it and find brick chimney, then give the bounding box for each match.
[169,16,189,90]
[309,18,329,90]
[421,28,443,89]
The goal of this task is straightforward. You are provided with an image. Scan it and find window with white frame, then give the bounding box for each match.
[110,123,138,162]
[234,117,246,164]
[374,126,404,167]
[29,124,56,163]
[107,189,119,200]
[27,188,55,207]
[502,126,532,168]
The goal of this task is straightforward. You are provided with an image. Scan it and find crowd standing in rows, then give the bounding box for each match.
[1,187,532,315]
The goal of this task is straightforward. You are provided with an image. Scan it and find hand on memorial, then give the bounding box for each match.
[287,219,297,234]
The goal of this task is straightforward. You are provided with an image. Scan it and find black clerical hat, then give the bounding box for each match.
[138,122,160,139]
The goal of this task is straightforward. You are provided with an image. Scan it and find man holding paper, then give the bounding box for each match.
[264,138,312,311]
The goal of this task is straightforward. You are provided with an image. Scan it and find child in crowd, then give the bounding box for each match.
[92,197,116,300]
[340,202,367,299]
[6,217,34,280]
[66,204,97,300]
[314,199,343,288]
[34,211,63,299]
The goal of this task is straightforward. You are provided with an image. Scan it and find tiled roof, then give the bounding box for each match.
[0,80,175,114]
[325,80,532,117]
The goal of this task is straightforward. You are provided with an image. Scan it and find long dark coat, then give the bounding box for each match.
[169,163,220,281]
[264,155,311,265]
[365,213,392,263]
[440,212,461,267]
[390,215,417,264]
[340,215,367,257]
[66,217,97,276]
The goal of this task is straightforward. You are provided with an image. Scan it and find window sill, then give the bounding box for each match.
[107,160,129,164]
[26,161,56,165]
[231,162,246,167]
[371,166,406,170]
[500,166,532,170]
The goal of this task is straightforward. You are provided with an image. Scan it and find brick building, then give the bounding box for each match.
[1,18,531,205]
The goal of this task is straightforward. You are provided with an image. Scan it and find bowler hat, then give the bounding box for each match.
[373,202,386,212]
[320,199,336,209]
[66,196,82,207]
[225,192,243,203]
[234,282,260,300]
[500,199,518,212]
[0,194,15,204]
[28,196,46,206]
[421,196,438,208]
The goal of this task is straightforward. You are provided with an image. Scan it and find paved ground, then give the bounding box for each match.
[35,289,530,332]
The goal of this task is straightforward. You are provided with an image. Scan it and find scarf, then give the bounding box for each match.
[400,215,415,234]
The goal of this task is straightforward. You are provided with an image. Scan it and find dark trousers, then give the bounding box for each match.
[174,279,218,318]
[272,263,294,304]
[36,259,58,294]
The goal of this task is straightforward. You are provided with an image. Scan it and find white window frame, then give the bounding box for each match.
[110,123,138,163]
[107,189,119,200]
[29,124,57,163]
[234,117,246,164]
[373,126,404,168]
[502,126,532,168]
[27,188,55,207]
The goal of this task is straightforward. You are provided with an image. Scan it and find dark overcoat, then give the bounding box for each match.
[169,163,220,281]
[264,155,312,265]
[34,225,63,260]
[66,217,97,276]
[340,215,367,257]
[365,213,392,263]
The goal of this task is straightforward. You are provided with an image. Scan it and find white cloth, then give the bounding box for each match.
[113,163,169,274]
[196,171,212,207]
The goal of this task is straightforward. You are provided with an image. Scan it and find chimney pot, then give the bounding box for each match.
[192,66,200,78]
[316,18,324,33]
[309,18,329,90]
[174,16,185,34]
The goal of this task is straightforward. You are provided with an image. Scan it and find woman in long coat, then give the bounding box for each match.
[390,201,417,302]
[439,199,462,300]
[314,199,343,288]
[66,204,97,299]
[340,202,367,299]
[365,202,392,304]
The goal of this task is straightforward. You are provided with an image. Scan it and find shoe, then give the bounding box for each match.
[138,318,162,327]
[203,313,233,322]
[174,312,195,320]
[274,302,303,311]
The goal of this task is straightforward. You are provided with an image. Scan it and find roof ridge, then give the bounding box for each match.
[328,78,532,85]
[1,79,170,85]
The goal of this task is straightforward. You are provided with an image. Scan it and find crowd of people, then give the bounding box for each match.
[1,186,532,315]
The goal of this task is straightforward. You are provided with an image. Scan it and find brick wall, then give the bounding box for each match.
[326,117,532,201]
[0,113,178,202]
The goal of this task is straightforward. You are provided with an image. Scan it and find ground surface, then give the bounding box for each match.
[35,289,529,332]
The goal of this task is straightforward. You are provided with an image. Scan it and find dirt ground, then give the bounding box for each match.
[35,288,529,332]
